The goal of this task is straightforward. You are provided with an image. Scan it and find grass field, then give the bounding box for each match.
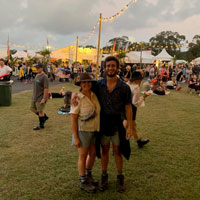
[0,83,200,200]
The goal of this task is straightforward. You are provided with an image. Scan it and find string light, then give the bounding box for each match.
[102,0,138,22]
[78,20,99,44]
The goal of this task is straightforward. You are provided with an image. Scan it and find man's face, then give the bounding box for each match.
[105,60,118,77]
[36,67,43,73]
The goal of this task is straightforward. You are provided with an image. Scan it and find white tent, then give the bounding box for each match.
[0,49,7,58]
[101,54,111,61]
[175,60,187,64]
[125,51,154,64]
[154,49,173,61]
[193,57,200,65]
[13,51,28,59]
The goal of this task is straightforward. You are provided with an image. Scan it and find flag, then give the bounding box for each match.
[47,38,49,49]
[112,40,116,52]
[7,35,10,57]
[125,41,130,51]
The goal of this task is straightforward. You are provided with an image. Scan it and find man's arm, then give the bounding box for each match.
[125,104,133,140]
[40,88,48,104]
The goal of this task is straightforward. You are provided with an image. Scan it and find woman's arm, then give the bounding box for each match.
[71,114,81,148]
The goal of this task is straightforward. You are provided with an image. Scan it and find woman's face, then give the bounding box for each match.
[80,81,92,92]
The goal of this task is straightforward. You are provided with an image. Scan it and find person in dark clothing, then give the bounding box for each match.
[30,63,49,130]
[176,68,183,91]
[92,56,133,193]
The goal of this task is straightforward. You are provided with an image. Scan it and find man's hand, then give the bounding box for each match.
[40,98,46,104]
[71,93,80,106]
[74,137,81,148]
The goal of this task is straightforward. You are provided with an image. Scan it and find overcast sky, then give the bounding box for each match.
[0,0,200,50]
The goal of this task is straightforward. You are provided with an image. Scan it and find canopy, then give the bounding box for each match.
[101,54,111,61]
[51,46,100,63]
[13,51,28,59]
[175,60,187,64]
[193,57,200,65]
[154,49,173,61]
[125,51,154,64]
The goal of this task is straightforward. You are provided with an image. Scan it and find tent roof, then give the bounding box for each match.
[125,51,154,64]
[154,49,173,60]
[13,51,28,58]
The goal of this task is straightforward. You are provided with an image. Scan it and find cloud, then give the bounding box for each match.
[0,0,200,49]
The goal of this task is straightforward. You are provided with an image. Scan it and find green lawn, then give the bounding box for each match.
[0,83,200,200]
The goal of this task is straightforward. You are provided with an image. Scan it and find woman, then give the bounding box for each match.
[124,71,150,148]
[70,73,101,193]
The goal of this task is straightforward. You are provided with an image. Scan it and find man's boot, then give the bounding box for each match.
[116,174,125,193]
[137,138,150,148]
[44,114,49,123]
[99,174,108,191]
[33,116,45,130]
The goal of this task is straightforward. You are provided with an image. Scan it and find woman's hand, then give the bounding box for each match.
[74,137,81,148]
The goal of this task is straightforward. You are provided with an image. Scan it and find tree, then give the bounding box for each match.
[108,36,130,50]
[38,49,51,58]
[37,48,51,64]
[187,35,200,61]
[149,31,186,56]
[85,45,96,49]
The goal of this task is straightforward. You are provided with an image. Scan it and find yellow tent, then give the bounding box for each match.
[51,46,102,64]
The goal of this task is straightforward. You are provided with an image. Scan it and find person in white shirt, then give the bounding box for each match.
[0,59,12,81]
[124,71,150,148]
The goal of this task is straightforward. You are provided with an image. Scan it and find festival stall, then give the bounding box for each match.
[13,51,28,59]
[154,48,173,67]
[193,57,200,65]
[51,46,101,64]
[125,51,154,64]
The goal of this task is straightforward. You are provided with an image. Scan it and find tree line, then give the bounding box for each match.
[87,31,200,62]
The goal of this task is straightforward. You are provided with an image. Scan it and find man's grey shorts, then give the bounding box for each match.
[101,132,120,146]
[72,131,97,148]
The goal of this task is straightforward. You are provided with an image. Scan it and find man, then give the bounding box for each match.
[94,56,133,192]
[30,63,49,130]
[0,58,12,81]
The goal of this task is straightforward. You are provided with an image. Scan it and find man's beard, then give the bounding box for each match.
[106,72,117,77]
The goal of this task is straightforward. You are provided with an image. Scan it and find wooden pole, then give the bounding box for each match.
[140,42,143,67]
[75,36,78,65]
[96,13,102,80]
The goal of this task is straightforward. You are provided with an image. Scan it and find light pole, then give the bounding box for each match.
[96,13,102,80]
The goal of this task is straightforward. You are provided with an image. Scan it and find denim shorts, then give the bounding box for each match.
[101,132,120,146]
[72,131,97,148]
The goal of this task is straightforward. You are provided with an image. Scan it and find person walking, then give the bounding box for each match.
[30,63,49,130]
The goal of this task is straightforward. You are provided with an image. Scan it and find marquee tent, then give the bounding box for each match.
[13,51,28,59]
[175,60,187,64]
[193,57,200,65]
[51,46,101,63]
[154,49,173,61]
[125,51,154,64]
